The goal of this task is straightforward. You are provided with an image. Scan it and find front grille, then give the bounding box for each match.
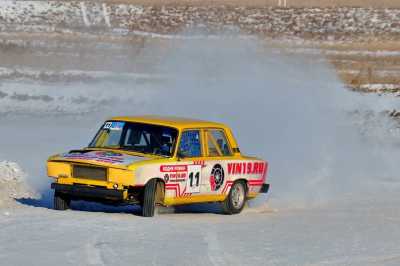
[73,165,107,181]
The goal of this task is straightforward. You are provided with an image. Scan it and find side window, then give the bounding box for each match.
[178,130,202,157]
[207,129,232,156]
[207,134,220,156]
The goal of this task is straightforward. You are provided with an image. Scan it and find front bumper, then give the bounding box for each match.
[51,183,125,201]
[259,184,270,193]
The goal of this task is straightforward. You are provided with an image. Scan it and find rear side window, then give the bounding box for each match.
[178,130,202,157]
[206,129,232,156]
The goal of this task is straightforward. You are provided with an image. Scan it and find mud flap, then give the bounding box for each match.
[260,184,270,193]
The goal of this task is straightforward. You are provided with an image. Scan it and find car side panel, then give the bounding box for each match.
[134,158,268,206]
[135,161,203,203]
[200,158,268,198]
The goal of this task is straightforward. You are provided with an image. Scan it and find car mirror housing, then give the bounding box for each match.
[176,151,185,159]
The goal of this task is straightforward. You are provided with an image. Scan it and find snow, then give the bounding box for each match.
[0,67,167,81]
[0,199,400,265]
[0,161,36,208]
[0,6,400,264]
[0,87,400,262]
[0,78,158,116]
[359,84,400,91]
[1,74,400,265]
[1,1,400,39]
[0,161,25,182]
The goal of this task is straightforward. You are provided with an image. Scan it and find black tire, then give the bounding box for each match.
[141,179,158,217]
[222,181,247,215]
[54,192,70,211]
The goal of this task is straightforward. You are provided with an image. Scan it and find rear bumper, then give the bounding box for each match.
[259,184,270,193]
[51,183,124,201]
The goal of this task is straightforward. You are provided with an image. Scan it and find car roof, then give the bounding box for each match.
[109,115,228,130]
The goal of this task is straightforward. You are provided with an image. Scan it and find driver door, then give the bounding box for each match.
[177,129,205,195]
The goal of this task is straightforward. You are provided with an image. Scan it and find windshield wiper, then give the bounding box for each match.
[86,146,120,150]
[88,146,171,158]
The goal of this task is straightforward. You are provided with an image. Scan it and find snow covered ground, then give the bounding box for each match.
[1,199,400,266]
[1,32,400,265]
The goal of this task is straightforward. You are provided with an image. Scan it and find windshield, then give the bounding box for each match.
[89,121,179,157]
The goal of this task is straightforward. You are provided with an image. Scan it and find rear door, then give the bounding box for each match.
[201,128,235,195]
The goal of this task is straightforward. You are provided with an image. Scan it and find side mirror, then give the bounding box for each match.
[177,151,185,160]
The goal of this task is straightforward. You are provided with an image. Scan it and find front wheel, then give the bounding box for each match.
[222,181,247,214]
[141,179,158,217]
[54,192,70,210]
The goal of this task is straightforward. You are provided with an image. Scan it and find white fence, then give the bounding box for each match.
[278,0,287,7]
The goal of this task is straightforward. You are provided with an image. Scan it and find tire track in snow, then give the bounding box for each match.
[84,234,124,266]
[204,227,231,266]
[85,237,107,266]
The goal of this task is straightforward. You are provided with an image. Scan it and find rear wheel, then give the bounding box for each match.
[141,179,158,217]
[222,181,247,214]
[54,192,70,210]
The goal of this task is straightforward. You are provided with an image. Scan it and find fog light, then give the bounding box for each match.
[113,184,118,189]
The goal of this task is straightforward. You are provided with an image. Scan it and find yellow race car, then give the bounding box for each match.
[48,116,269,217]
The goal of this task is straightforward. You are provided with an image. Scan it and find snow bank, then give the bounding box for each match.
[0,161,35,208]
[0,78,157,116]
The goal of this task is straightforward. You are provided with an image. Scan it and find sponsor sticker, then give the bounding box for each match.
[210,164,225,191]
[164,174,170,183]
[227,162,267,175]
[104,121,125,130]
[160,165,188,172]
[186,165,202,193]
[61,151,137,165]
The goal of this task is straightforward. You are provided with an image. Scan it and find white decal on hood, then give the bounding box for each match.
[60,151,143,165]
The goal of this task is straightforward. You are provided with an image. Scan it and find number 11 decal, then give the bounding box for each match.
[186,165,202,193]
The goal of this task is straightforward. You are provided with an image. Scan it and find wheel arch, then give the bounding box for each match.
[144,177,165,205]
[230,178,249,196]
[221,178,248,214]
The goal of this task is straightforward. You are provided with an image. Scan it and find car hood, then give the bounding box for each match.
[49,149,149,169]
